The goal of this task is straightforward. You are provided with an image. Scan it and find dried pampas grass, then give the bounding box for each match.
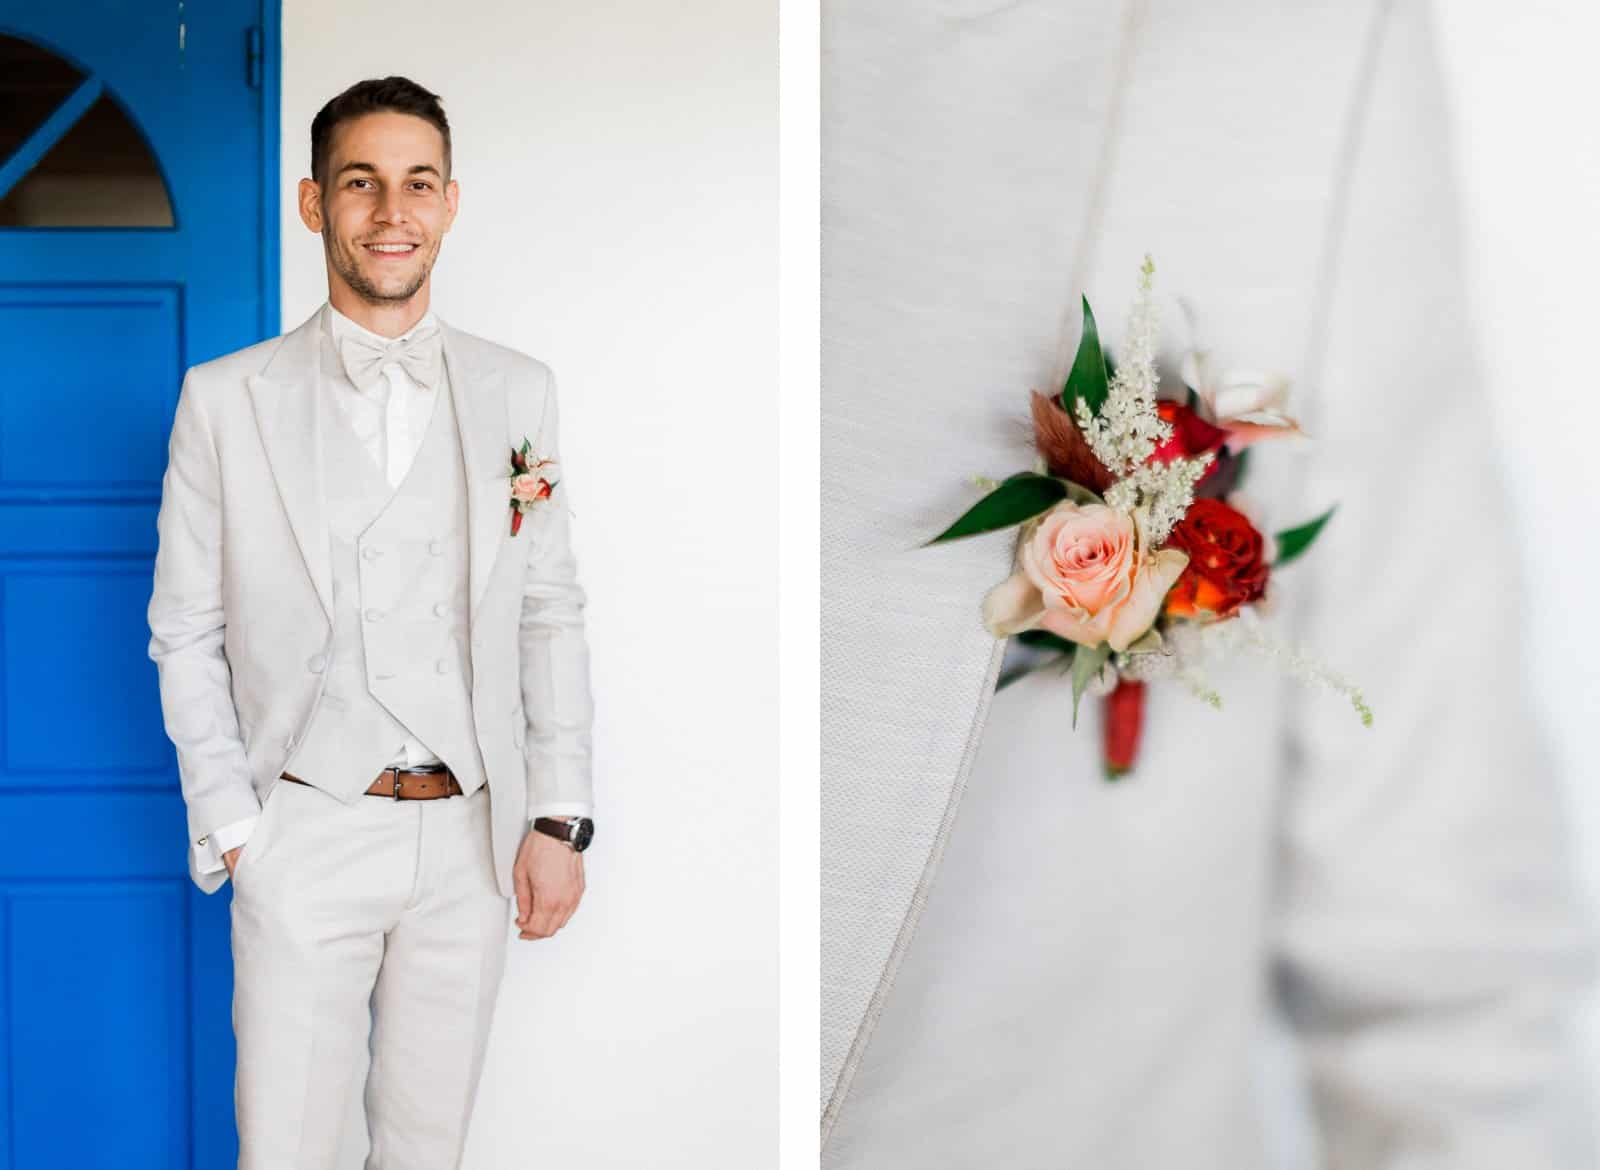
[1029,391,1114,494]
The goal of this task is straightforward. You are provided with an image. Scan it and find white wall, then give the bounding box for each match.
[281,3,776,1166]
[1431,0,1600,1128]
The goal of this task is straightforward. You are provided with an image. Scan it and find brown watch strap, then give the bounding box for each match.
[532,816,581,847]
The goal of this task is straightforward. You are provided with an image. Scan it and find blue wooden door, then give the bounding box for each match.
[0,4,278,1167]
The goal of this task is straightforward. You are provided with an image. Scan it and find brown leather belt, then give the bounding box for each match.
[280,765,463,800]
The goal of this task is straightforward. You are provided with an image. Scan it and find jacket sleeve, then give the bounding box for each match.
[1269,3,1596,1163]
[146,368,262,881]
[518,365,596,819]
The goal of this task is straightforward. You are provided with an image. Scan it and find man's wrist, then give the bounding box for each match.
[530,814,595,852]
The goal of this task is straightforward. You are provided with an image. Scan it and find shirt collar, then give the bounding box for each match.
[326,300,438,346]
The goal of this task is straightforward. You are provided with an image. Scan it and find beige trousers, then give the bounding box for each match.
[228,776,511,1170]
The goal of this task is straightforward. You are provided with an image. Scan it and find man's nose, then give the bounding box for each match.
[375,189,409,224]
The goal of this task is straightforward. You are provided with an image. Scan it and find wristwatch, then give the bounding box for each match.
[532,815,595,853]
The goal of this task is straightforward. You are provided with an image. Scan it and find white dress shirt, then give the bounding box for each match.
[193,303,585,876]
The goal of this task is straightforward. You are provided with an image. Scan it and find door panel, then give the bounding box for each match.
[0,5,277,1167]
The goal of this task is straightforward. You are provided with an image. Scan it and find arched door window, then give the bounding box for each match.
[0,33,175,227]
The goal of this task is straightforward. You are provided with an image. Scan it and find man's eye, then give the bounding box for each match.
[411,182,431,191]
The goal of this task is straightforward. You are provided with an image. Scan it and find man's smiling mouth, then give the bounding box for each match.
[364,242,418,255]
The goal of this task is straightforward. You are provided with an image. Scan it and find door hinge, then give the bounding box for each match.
[245,26,263,89]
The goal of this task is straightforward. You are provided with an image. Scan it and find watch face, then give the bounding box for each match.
[572,818,595,852]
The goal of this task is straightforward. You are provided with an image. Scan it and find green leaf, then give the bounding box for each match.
[1274,505,1337,567]
[996,652,1070,691]
[1070,641,1111,729]
[1122,627,1164,655]
[1005,474,1102,506]
[925,473,1066,544]
[1000,630,1081,691]
[1060,479,1105,507]
[1059,296,1110,420]
[1015,629,1078,655]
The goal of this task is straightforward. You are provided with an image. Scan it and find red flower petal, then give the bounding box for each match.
[1150,401,1228,482]
[1162,498,1269,620]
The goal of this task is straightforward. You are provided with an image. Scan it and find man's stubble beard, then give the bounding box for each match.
[324,227,440,307]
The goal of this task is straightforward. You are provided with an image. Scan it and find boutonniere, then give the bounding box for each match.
[507,437,559,536]
[926,255,1370,779]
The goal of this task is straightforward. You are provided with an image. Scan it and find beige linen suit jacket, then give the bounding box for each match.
[146,305,595,898]
[821,0,1594,1165]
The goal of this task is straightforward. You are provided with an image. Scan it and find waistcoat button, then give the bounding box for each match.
[433,601,449,617]
[436,658,450,674]
[307,654,326,673]
[428,539,442,555]
[362,546,382,561]
[364,608,382,622]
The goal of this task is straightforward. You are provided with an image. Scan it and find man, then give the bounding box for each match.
[145,76,597,1168]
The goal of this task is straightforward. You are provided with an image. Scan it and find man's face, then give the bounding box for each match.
[301,111,458,306]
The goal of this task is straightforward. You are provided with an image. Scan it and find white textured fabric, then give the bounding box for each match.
[821,2,1121,1121]
[148,303,595,899]
[822,0,1596,1163]
[229,774,508,1169]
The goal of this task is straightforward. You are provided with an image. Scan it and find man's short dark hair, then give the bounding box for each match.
[310,76,451,188]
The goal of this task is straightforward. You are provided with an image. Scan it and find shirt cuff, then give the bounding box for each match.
[192,813,259,875]
[528,801,593,824]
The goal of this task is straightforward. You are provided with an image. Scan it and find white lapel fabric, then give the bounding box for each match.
[246,305,334,621]
[438,318,513,628]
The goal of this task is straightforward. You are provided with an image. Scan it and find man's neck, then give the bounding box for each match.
[327,286,431,339]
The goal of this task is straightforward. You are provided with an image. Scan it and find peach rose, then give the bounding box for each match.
[511,472,552,503]
[982,501,1189,652]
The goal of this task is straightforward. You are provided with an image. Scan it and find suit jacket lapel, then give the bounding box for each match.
[440,319,511,627]
[246,304,334,622]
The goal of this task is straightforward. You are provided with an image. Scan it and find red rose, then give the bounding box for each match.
[1150,400,1227,483]
[1163,498,1269,619]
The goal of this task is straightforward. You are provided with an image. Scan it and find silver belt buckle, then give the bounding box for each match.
[391,767,403,800]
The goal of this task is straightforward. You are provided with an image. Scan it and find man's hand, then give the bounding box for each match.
[513,826,585,940]
[223,845,242,878]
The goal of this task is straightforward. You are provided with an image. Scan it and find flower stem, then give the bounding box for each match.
[1101,677,1147,781]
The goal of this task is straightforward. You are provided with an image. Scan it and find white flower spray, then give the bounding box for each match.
[1075,255,1213,545]
[1113,606,1373,726]
[1231,608,1373,726]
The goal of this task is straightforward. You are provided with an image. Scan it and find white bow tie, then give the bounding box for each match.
[337,319,443,393]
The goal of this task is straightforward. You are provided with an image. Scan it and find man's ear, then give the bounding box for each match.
[297,178,324,233]
[443,178,460,232]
